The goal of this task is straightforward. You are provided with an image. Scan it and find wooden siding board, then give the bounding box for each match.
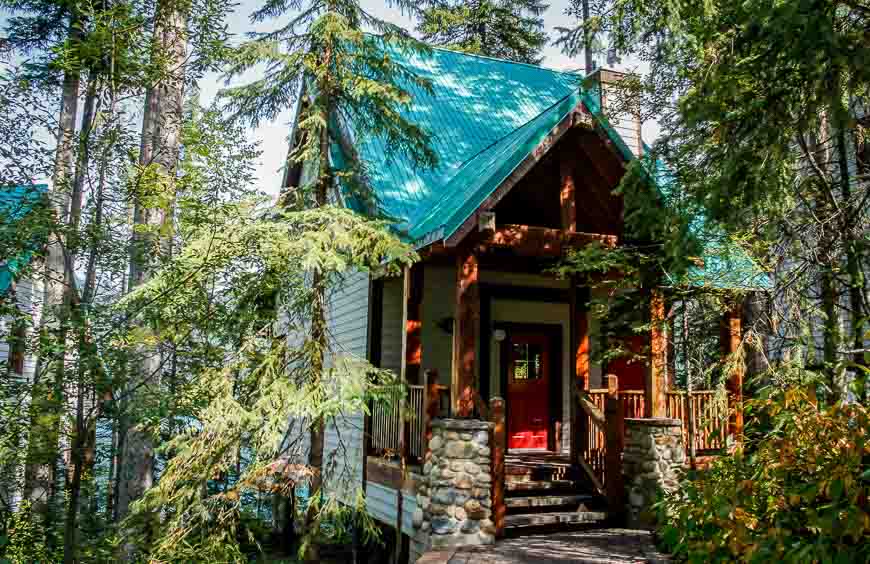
[322,270,371,506]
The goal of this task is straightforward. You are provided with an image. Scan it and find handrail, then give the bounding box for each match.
[574,384,605,426]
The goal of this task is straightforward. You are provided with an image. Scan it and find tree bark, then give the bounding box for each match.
[117,0,188,554]
[302,121,331,564]
[24,18,81,529]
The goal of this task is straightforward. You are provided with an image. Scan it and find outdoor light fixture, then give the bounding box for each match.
[493,329,506,342]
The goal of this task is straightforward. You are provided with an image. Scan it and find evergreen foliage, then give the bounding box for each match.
[558,0,869,398]
[416,0,548,64]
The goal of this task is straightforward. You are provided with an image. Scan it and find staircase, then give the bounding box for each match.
[504,452,608,533]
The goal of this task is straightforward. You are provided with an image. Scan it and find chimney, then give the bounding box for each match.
[583,68,644,157]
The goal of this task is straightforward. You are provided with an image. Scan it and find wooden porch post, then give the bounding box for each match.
[645,289,667,417]
[570,283,590,460]
[454,246,480,417]
[721,302,744,439]
[604,374,624,520]
[489,397,506,538]
[406,265,424,386]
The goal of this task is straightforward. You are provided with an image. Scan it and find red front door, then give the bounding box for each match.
[507,333,550,450]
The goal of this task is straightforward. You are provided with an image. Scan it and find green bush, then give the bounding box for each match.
[657,387,870,563]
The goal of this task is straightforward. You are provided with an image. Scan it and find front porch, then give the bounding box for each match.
[363,256,744,546]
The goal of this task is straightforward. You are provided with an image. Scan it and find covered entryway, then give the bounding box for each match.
[506,332,552,450]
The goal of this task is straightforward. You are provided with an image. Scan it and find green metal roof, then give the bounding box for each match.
[332,44,768,290]
[0,184,47,293]
[335,46,587,243]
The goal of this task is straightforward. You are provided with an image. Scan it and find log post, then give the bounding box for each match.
[570,283,590,462]
[721,302,744,440]
[645,290,667,417]
[604,374,624,521]
[454,246,480,416]
[489,397,506,539]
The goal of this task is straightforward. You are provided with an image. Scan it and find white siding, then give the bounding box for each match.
[0,277,41,384]
[0,276,42,510]
[363,480,417,532]
[420,266,454,387]
[322,270,370,505]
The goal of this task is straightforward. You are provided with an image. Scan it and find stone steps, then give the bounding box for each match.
[505,478,578,492]
[505,510,608,528]
[505,494,598,511]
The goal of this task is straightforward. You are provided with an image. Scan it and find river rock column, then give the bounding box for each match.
[413,418,496,550]
[622,418,685,529]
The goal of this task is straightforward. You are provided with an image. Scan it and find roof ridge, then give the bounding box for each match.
[454,90,578,170]
[364,32,585,79]
[426,44,586,78]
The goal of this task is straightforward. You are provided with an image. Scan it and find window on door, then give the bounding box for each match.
[511,342,543,381]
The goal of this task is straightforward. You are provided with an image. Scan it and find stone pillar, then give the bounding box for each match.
[413,418,495,551]
[622,418,685,529]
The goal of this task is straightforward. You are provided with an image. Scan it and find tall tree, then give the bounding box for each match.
[416,0,548,64]
[558,0,870,400]
[1,0,86,532]
[220,1,436,560]
[116,0,190,544]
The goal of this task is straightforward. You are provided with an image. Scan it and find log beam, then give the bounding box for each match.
[481,224,617,258]
[645,290,667,418]
[454,247,480,416]
[560,150,577,233]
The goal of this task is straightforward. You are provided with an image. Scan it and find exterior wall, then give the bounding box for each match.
[0,276,42,511]
[322,269,370,505]
[0,277,42,384]
[365,480,417,531]
[380,276,404,376]
[421,266,454,388]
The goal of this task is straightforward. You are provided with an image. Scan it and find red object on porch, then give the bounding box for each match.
[507,333,550,450]
[607,335,646,391]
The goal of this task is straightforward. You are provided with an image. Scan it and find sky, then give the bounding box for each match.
[2,0,654,196]
[197,0,654,196]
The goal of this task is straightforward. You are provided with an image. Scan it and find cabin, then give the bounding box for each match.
[281,48,765,562]
[0,185,46,510]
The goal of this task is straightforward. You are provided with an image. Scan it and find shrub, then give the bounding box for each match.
[657,387,870,563]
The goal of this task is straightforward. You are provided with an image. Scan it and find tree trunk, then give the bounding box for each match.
[835,125,866,399]
[60,71,100,564]
[24,19,81,529]
[302,123,331,564]
[117,0,188,554]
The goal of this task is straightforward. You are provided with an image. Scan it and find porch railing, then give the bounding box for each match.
[368,371,449,462]
[666,390,727,453]
[576,385,726,494]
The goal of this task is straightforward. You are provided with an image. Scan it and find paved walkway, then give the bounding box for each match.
[418,529,671,564]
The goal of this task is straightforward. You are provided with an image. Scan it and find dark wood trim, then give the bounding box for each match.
[478,225,618,258]
[445,105,593,248]
[480,287,492,403]
[364,277,384,466]
[494,322,563,452]
[367,278,384,369]
[480,283,571,304]
[365,457,420,492]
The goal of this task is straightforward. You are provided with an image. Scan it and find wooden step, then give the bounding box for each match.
[505,494,596,510]
[505,510,608,529]
[505,479,577,492]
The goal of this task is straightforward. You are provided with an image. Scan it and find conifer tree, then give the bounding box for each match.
[558,0,870,400]
[416,0,548,64]
[216,1,436,560]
